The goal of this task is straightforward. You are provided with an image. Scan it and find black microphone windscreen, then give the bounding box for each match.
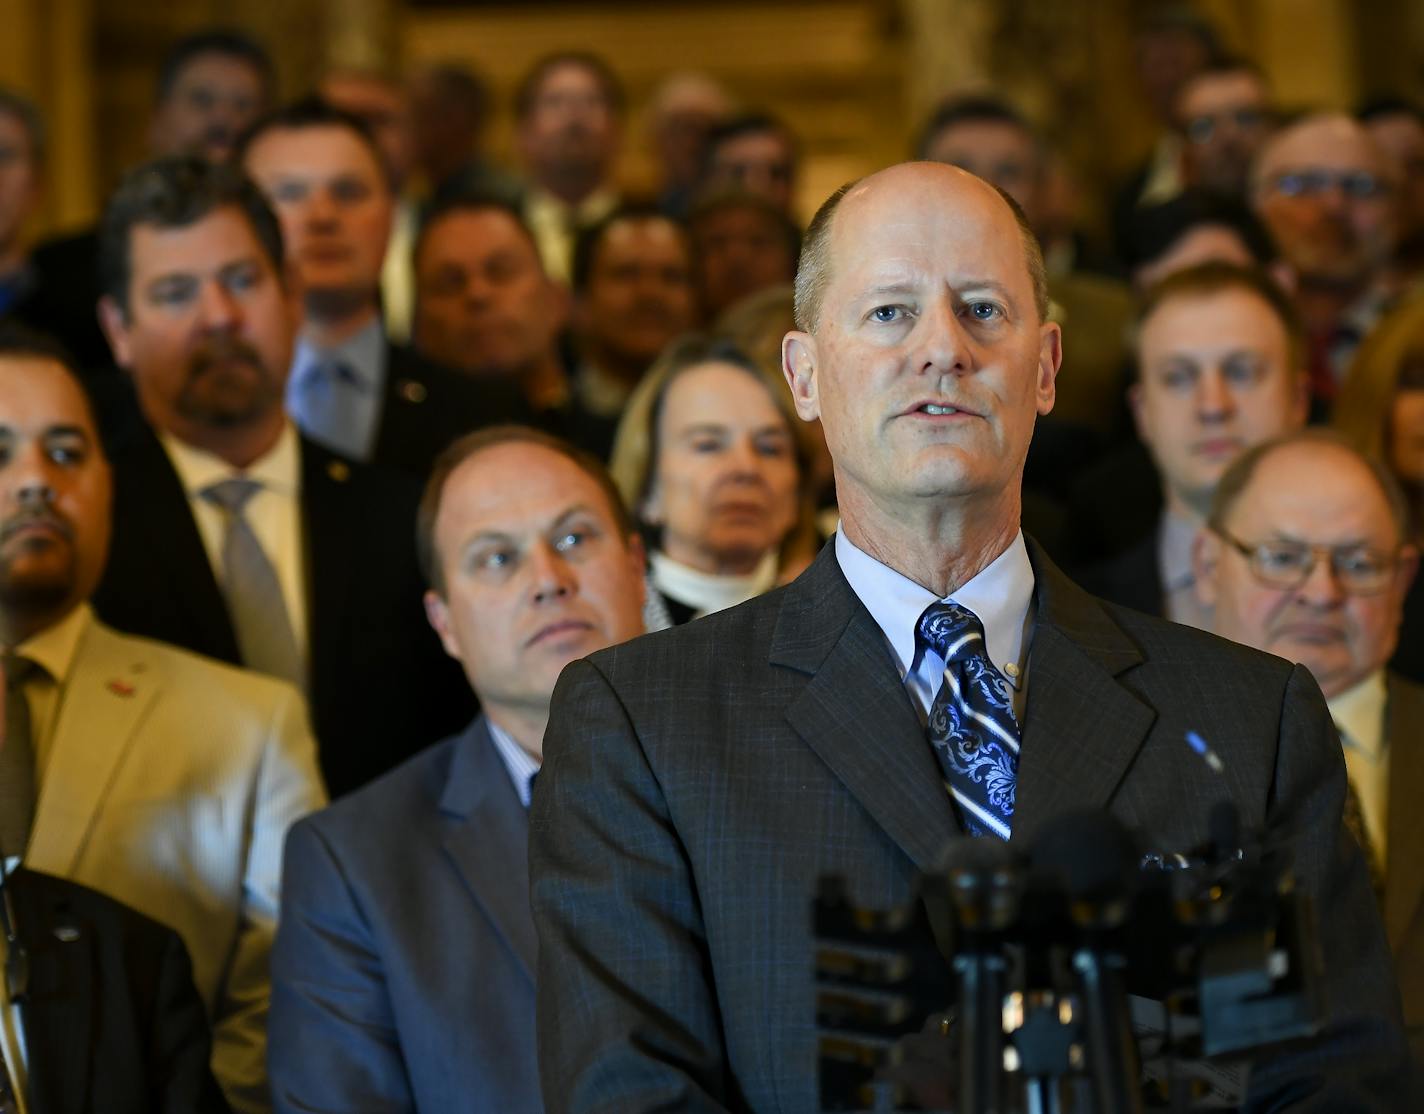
[1028,810,1139,902]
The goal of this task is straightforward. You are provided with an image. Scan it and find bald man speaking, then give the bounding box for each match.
[532,163,1409,1112]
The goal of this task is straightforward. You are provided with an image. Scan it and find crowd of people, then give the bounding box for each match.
[0,9,1421,1112]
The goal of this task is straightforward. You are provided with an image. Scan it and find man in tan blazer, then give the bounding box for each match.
[0,325,327,1113]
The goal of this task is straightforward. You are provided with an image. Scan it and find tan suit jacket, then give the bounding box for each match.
[23,614,327,1114]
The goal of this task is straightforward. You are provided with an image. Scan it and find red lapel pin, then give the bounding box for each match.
[106,679,135,697]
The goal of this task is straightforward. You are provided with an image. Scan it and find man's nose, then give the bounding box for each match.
[917,297,969,377]
[1295,550,1347,606]
[1194,368,1235,420]
[198,280,242,331]
[528,541,577,603]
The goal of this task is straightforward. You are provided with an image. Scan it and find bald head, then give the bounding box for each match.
[793,162,1047,333]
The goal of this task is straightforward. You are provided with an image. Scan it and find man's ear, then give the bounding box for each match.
[97,295,133,369]
[1192,529,1221,608]
[1035,320,1062,416]
[782,331,820,422]
[641,479,665,527]
[422,589,463,663]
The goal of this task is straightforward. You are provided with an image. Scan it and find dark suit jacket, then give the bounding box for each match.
[1384,674,1424,1061]
[372,345,531,480]
[6,228,112,375]
[269,716,540,1113]
[1075,529,1166,617]
[11,868,229,1114]
[531,541,1409,1113]
[91,422,474,798]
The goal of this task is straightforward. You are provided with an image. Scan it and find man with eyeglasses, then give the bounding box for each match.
[1195,429,1423,1061]
[1250,113,1401,413]
[1174,58,1275,201]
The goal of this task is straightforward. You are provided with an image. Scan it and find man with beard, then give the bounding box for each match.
[568,205,696,458]
[239,98,524,476]
[1250,113,1401,414]
[0,325,324,1113]
[516,52,624,283]
[89,156,473,799]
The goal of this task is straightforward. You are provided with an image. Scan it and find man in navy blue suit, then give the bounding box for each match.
[267,425,647,1113]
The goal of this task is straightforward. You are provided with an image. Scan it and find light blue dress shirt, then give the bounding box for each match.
[486,719,542,808]
[834,528,1036,722]
[285,317,387,462]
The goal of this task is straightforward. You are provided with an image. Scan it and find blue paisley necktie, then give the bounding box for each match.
[916,600,1020,840]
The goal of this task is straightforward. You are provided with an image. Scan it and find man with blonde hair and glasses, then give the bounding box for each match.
[1195,428,1423,1061]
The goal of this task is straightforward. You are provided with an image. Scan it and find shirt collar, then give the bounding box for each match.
[649,550,779,619]
[1158,508,1201,593]
[485,718,542,808]
[835,527,1035,682]
[1328,669,1388,760]
[526,186,619,228]
[14,601,92,685]
[291,316,386,394]
[160,420,302,500]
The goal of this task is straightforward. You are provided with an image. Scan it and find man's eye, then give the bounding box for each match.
[554,530,588,552]
[1222,355,1264,385]
[869,305,906,324]
[1338,549,1387,577]
[1161,366,1196,391]
[1258,544,1306,572]
[331,179,372,204]
[966,301,1003,322]
[48,445,85,465]
[152,281,196,306]
[476,549,513,571]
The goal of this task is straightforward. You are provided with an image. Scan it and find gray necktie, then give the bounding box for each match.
[199,478,305,688]
[0,655,38,857]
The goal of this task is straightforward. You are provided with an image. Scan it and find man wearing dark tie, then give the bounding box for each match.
[90,156,472,797]
[1195,429,1424,1062]
[268,426,647,1112]
[531,161,1409,1111]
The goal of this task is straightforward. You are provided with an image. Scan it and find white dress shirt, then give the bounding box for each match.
[160,423,309,655]
[835,529,1036,722]
[1158,508,1212,631]
[1329,670,1390,865]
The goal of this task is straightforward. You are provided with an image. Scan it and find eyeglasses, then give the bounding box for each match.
[1184,107,1267,143]
[1214,528,1403,595]
[1267,169,1387,200]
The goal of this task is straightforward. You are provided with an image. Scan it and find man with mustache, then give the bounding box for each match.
[568,205,696,459]
[238,97,525,476]
[1077,261,1307,623]
[0,325,324,1113]
[269,425,647,1112]
[1195,430,1424,1063]
[89,156,473,799]
[516,52,625,283]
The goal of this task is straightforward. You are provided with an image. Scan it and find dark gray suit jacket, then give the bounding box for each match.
[1384,674,1424,1061]
[268,717,540,1113]
[531,540,1409,1113]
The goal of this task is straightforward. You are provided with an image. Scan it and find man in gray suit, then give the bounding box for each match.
[531,161,1409,1111]
[1195,429,1424,1061]
[268,426,647,1113]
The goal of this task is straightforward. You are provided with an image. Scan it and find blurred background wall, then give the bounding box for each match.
[4,0,1423,236]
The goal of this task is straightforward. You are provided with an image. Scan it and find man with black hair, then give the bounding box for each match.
[89,156,474,799]
[1173,59,1276,201]
[687,189,799,323]
[569,204,696,457]
[0,324,323,1113]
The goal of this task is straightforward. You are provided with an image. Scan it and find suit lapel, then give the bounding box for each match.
[300,438,356,702]
[27,621,162,876]
[437,719,537,981]
[111,430,239,662]
[1013,545,1156,846]
[1384,675,1424,949]
[15,870,93,1114]
[774,548,961,872]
